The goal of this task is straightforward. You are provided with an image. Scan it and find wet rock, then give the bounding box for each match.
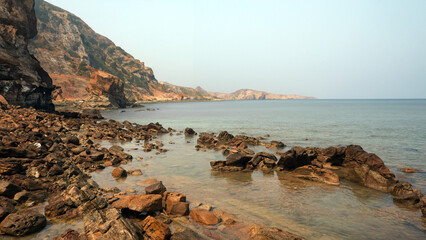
[218,131,234,143]
[67,136,80,145]
[54,229,88,240]
[0,181,22,198]
[109,145,132,160]
[0,211,47,236]
[276,146,316,170]
[145,181,167,195]
[392,182,423,205]
[265,141,286,150]
[136,178,159,186]
[111,194,162,213]
[212,209,238,225]
[45,183,106,220]
[248,225,305,240]
[163,192,189,216]
[189,208,220,225]
[184,128,197,136]
[171,227,207,240]
[400,168,421,173]
[111,167,127,178]
[249,152,278,169]
[127,169,142,176]
[293,165,340,186]
[226,153,252,167]
[141,215,171,240]
[84,208,142,240]
[0,196,15,221]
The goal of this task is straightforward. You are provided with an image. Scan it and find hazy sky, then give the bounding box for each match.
[47,0,426,99]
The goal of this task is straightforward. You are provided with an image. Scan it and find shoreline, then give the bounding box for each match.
[0,105,424,239]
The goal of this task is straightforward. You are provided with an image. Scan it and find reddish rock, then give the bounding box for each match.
[141,216,171,240]
[111,167,127,179]
[87,70,128,108]
[111,194,162,213]
[189,208,220,225]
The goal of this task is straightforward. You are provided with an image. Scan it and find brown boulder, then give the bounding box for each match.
[189,208,220,225]
[145,181,167,195]
[0,211,47,236]
[226,153,252,167]
[141,216,171,240]
[184,128,197,136]
[111,194,162,213]
[111,167,127,178]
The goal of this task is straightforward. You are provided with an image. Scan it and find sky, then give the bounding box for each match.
[47,0,426,99]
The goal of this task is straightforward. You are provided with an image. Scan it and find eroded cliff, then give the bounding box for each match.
[0,0,54,111]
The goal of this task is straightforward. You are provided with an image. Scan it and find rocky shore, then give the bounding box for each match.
[198,130,426,217]
[0,102,308,239]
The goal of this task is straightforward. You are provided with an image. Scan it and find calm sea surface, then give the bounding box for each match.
[94,99,425,239]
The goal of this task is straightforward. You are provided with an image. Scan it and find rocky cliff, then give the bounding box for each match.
[29,0,200,103]
[0,0,54,111]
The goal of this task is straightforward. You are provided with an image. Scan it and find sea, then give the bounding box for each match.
[94,99,426,240]
[19,99,425,240]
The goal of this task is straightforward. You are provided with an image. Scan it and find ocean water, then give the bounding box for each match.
[95,99,426,239]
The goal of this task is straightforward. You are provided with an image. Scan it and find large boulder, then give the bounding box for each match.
[0,211,46,236]
[0,196,15,221]
[110,194,162,213]
[0,0,54,111]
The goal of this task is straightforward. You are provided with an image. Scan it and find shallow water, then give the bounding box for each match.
[94,99,426,239]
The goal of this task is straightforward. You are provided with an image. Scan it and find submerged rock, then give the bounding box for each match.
[189,208,220,225]
[248,225,305,240]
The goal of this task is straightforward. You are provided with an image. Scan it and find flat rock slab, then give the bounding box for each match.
[189,208,220,225]
[111,194,162,213]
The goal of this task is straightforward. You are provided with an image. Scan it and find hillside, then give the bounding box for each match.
[197,87,314,100]
[28,0,313,106]
[28,0,204,103]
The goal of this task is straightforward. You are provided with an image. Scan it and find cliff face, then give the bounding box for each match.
[29,0,189,103]
[0,0,54,111]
